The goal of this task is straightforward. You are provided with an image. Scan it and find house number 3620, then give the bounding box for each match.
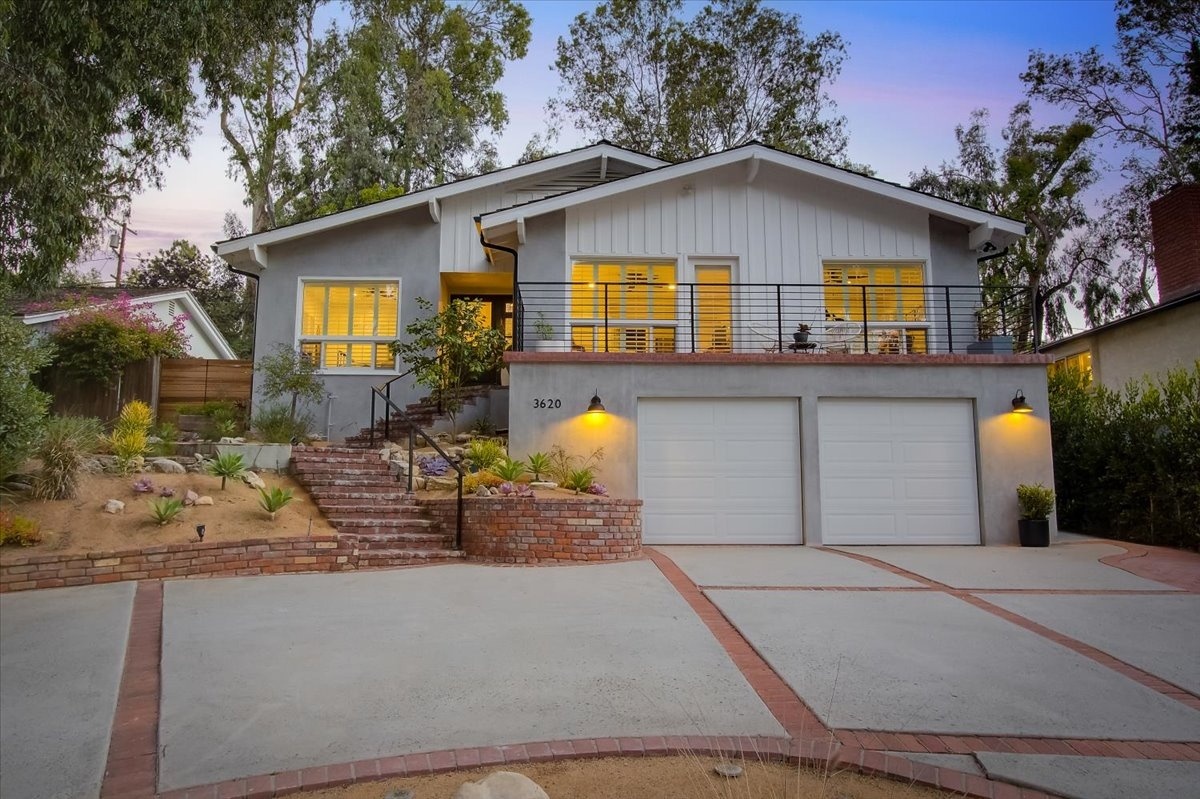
[532,398,562,409]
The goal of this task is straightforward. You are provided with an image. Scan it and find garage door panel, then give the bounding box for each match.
[820,399,980,545]
[640,399,801,545]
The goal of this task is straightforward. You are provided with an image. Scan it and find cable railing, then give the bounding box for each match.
[513,281,1035,355]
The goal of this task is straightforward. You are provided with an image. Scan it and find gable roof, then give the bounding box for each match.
[20,288,238,360]
[479,141,1027,250]
[1039,288,1200,353]
[214,141,666,266]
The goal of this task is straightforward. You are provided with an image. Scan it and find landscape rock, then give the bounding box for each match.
[475,485,491,497]
[184,490,200,506]
[103,499,125,514]
[150,458,186,474]
[242,471,266,490]
[80,458,105,474]
[218,436,247,444]
[194,496,214,506]
[445,446,465,458]
[379,448,391,462]
[426,476,458,490]
[452,771,550,799]
[455,432,473,443]
[529,481,558,490]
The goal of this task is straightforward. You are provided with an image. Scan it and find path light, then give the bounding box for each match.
[1011,389,1033,414]
[587,390,606,414]
[195,524,205,541]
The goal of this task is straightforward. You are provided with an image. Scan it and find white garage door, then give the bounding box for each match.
[818,398,980,545]
[639,398,801,544]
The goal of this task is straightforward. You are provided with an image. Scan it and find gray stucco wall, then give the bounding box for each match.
[251,208,442,440]
[516,211,568,342]
[928,216,984,351]
[1041,300,1199,390]
[507,359,1054,546]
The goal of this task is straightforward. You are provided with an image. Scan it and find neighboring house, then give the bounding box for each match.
[20,287,238,360]
[1041,184,1200,390]
[216,141,1054,547]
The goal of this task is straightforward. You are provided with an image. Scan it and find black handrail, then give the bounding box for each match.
[370,386,465,550]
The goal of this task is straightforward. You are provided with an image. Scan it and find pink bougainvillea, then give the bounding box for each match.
[50,293,191,384]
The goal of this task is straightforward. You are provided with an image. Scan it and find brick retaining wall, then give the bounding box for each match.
[421,496,642,563]
[0,537,355,593]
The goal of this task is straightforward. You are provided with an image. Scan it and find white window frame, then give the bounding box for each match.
[295,276,401,375]
[567,257,681,352]
[821,260,934,353]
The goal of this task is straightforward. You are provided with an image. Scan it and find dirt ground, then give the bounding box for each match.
[1,471,335,560]
[301,756,951,799]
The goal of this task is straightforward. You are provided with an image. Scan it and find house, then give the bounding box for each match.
[1040,184,1200,390]
[216,141,1055,547]
[19,287,238,360]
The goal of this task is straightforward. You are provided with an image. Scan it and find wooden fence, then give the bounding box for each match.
[39,359,159,424]
[158,358,253,420]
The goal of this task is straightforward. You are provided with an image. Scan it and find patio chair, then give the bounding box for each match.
[816,320,863,353]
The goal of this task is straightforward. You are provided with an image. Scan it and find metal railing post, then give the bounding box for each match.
[689,284,696,353]
[775,285,783,352]
[407,427,414,493]
[944,287,954,353]
[456,472,464,550]
[604,283,610,352]
[370,390,376,446]
[861,285,870,353]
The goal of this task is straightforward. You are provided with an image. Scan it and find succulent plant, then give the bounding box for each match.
[132,477,155,493]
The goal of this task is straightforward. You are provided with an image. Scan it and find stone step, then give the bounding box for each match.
[293,445,370,455]
[315,503,424,517]
[342,532,453,549]
[306,490,416,501]
[328,517,436,530]
[291,451,385,462]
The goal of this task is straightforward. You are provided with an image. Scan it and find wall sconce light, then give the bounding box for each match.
[587,390,606,414]
[1011,389,1033,414]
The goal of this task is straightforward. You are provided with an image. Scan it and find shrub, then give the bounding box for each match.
[257,486,294,520]
[564,468,596,493]
[1049,363,1200,550]
[150,421,179,456]
[0,311,53,482]
[148,497,185,526]
[492,457,528,482]
[110,400,152,472]
[33,416,104,500]
[547,445,605,485]
[0,512,42,547]
[464,438,505,471]
[251,403,313,443]
[206,451,245,490]
[1017,483,1055,519]
[49,293,188,385]
[526,452,551,482]
[255,344,326,423]
[208,418,239,440]
[463,471,503,493]
[470,416,497,436]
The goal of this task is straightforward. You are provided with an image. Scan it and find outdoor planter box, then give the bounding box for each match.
[966,336,1014,354]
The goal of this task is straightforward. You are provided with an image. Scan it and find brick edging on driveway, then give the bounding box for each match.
[156,735,1056,799]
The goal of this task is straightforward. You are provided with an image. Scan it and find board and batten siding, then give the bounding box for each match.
[563,163,933,284]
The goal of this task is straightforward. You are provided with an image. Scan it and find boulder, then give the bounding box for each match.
[242,471,266,490]
[103,499,125,514]
[529,481,558,490]
[80,458,105,474]
[150,458,186,474]
[426,476,458,490]
[452,771,549,799]
[218,436,247,444]
[445,446,465,458]
[379,448,391,462]
[194,496,214,506]
[475,485,491,497]
[184,490,200,506]
[455,432,473,443]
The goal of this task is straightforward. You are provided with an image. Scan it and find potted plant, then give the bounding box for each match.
[531,312,571,352]
[1016,483,1055,547]
[792,323,811,344]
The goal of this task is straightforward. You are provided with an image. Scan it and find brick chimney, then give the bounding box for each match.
[1150,183,1200,304]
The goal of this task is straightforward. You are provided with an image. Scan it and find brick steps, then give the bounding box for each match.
[345,386,492,448]
[290,446,458,561]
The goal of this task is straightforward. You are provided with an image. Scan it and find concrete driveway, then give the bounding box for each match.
[1,541,1198,799]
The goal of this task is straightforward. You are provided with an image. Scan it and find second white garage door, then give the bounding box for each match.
[639,398,801,544]
[818,398,981,545]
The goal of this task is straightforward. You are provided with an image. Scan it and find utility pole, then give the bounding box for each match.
[111,209,137,286]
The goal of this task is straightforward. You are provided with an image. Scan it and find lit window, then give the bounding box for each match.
[823,263,926,322]
[1052,351,1092,381]
[299,280,399,370]
[570,261,677,352]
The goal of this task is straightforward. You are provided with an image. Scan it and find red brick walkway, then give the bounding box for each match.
[93,542,1199,799]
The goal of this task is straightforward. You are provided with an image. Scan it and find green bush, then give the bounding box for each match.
[251,403,313,443]
[109,400,152,473]
[33,416,103,500]
[150,421,178,456]
[1017,483,1055,519]
[464,438,506,471]
[0,312,53,482]
[1049,363,1200,550]
[0,511,42,547]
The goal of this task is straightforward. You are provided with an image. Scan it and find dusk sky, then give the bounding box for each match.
[95,0,1121,273]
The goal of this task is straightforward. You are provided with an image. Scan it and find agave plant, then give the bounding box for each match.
[148,497,185,526]
[492,457,528,482]
[257,486,294,520]
[206,451,246,490]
